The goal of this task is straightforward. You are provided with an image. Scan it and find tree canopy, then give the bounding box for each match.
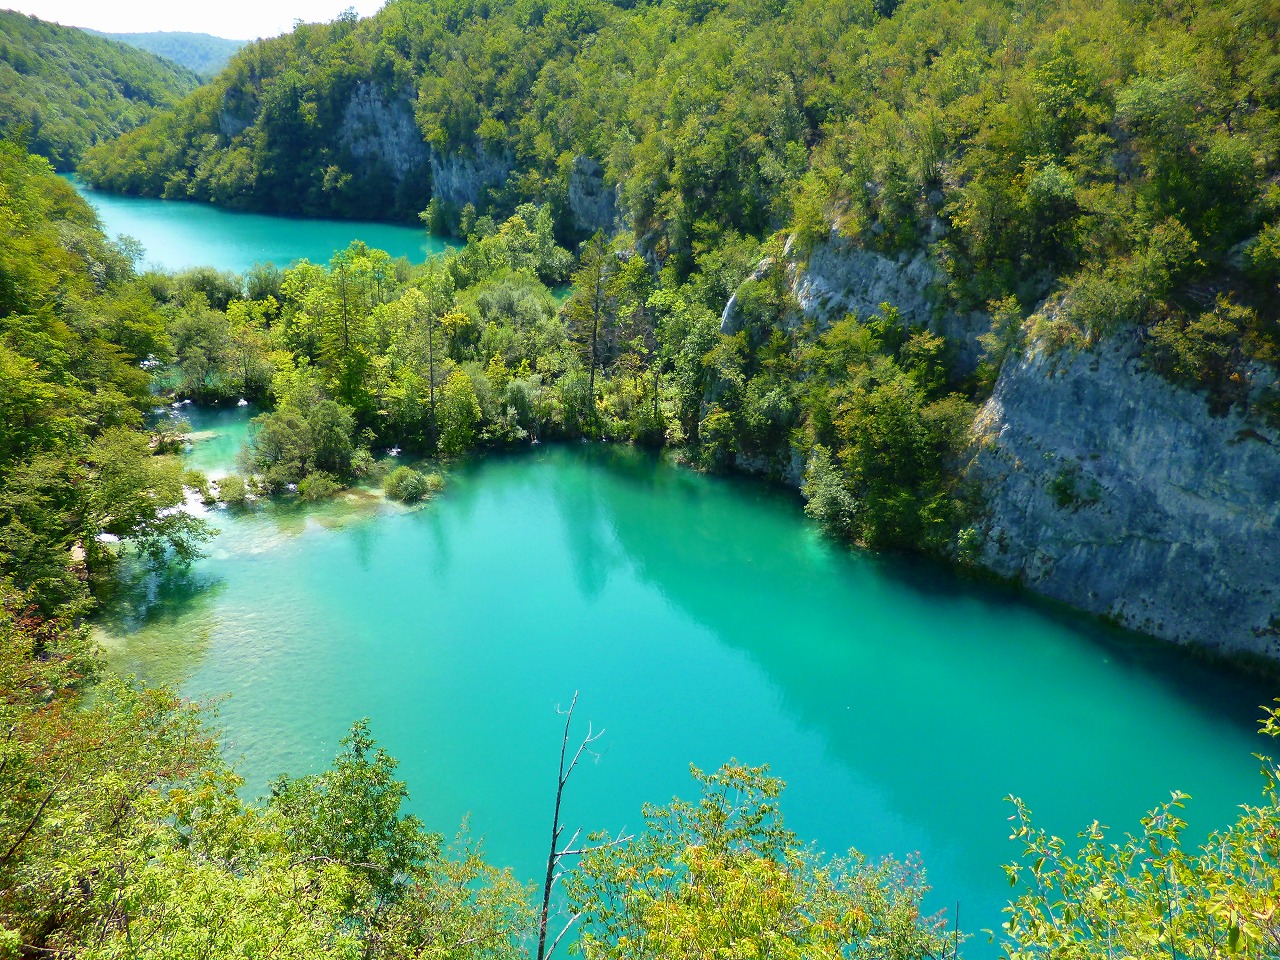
[0,11,200,169]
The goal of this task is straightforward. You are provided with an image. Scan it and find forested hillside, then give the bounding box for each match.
[86,29,247,78]
[0,11,200,169]
[77,0,1280,654]
[77,0,1280,413]
[0,141,212,618]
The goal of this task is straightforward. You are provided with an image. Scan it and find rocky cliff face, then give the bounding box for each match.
[725,234,989,374]
[567,156,618,233]
[428,147,512,210]
[727,233,1280,660]
[337,83,512,211]
[338,82,430,183]
[966,331,1280,659]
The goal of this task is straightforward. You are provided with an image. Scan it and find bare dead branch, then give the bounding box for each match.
[545,912,582,960]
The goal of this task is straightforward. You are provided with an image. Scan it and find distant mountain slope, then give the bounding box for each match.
[86,29,246,78]
[0,10,201,169]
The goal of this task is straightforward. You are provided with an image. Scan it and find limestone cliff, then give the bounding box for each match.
[724,234,988,374]
[337,83,511,212]
[567,156,618,233]
[338,82,430,184]
[428,147,512,210]
[732,234,1280,660]
[965,330,1280,659]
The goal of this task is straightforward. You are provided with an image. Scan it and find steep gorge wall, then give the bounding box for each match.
[339,82,430,183]
[749,236,1280,660]
[725,235,989,374]
[336,83,619,225]
[966,332,1280,659]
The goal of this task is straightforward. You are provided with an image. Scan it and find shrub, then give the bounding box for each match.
[383,466,426,503]
[1147,296,1253,408]
[1246,222,1280,287]
[384,467,445,503]
[350,447,377,479]
[217,473,248,506]
[298,471,342,501]
[182,469,215,505]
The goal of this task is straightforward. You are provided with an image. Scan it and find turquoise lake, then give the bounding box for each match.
[66,176,448,272]
[99,405,1279,954]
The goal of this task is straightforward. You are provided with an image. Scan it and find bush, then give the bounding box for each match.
[1147,296,1253,408]
[297,471,342,501]
[182,469,215,505]
[1246,222,1280,287]
[350,447,377,479]
[217,473,248,507]
[383,466,426,503]
[383,467,445,503]
[802,445,857,536]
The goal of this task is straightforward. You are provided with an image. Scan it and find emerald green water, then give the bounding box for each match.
[100,407,1277,950]
[66,176,447,272]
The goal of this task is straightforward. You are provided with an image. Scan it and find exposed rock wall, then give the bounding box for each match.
[429,146,512,210]
[567,155,618,233]
[721,232,1280,659]
[337,83,512,210]
[966,331,1280,659]
[338,82,429,182]
[725,234,988,374]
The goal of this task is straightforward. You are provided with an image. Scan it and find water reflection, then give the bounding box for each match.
[97,424,1279,955]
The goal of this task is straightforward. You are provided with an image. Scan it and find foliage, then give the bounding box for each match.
[1147,297,1260,412]
[86,30,247,79]
[0,143,211,617]
[298,470,343,501]
[0,598,532,959]
[1000,702,1280,958]
[438,368,482,456]
[0,593,217,956]
[0,11,199,169]
[793,312,974,551]
[216,472,249,506]
[244,398,357,492]
[566,761,953,960]
[383,465,444,503]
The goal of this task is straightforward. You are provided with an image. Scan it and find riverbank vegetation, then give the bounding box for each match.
[3,593,1279,958]
[0,11,200,170]
[76,0,1280,551]
[0,142,210,620]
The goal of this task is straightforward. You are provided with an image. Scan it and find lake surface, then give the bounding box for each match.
[65,176,449,272]
[99,406,1278,953]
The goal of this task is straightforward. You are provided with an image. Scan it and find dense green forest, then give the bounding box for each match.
[78,0,1280,553]
[0,11,200,169]
[85,30,247,78]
